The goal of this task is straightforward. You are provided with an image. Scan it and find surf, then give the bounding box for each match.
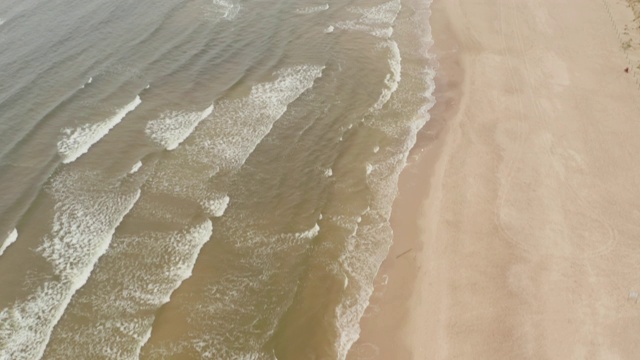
[57,95,141,164]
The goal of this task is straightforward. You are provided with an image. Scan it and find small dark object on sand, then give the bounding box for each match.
[624,67,629,73]
[396,248,413,259]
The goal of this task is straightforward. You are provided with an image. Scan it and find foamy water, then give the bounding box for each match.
[0,170,141,359]
[186,65,324,169]
[295,4,329,14]
[57,96,142,163]
[209,0,241,20]
[42,220,213,359]
[0,228,17,256]
[129,161,142,174]
[332,0,401,39]
[0,0,435,357]
[145,105,213,150]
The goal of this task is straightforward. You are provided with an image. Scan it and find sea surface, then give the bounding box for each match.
[0,0,435,358]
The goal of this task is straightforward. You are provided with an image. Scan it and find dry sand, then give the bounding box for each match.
[350,0,640,359]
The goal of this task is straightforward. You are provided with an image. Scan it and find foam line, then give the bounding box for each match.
[129,161,142,174]
[371,40,401,111]
[0,170,141,360]
[145,105,214,151]
[0,228,18,256]
[208,0,241,20]
[295,4,329,14]
[331,0,401,39]
[80,77,92,89]
[188,65,324,170]
[42,220,213,359]
[57,96,141,164]
[142,221,321,358]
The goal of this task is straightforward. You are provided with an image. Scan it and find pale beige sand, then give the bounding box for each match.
[350,0,640,359]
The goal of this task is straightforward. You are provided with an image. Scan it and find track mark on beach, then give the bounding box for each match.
[521,0,618,259]
[494,0,619,259]
[494,0,533,255]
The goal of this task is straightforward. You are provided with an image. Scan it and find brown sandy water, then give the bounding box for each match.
[0,0,435,358]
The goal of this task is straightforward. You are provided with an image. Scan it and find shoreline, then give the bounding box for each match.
[347,0,464,357]
[351,0,640,358]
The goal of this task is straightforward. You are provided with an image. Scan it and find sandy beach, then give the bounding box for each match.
[351,0,640,359]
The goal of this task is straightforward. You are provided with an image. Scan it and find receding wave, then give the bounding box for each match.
[57,95,141,164]
[0,228,17,256]
[145,104,214,150]
[0,170,141,360]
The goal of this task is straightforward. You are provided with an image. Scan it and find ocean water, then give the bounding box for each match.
[0,0,435,358]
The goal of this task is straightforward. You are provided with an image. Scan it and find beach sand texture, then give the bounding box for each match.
[351,0,640,359]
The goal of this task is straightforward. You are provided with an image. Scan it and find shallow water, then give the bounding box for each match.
[0,0,435,358]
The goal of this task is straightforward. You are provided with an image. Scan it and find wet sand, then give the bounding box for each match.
[352,0,640,358]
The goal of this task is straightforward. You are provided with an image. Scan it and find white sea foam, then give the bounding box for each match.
[41,220,213,359]
[0,170,140,360]
[328,214,359,239]
[57,96,141,163]
[201,194,230,217]
[365,163,373,175]
[334,219,393,360]
[187,65,324,170]
[0,228,18,256]
[144,221,320,359]
[332,7,438,359]
[145,105,213,151]
[295,4,329,14]
[331,21,376,36]
[298,223,320,239]
[81,77,93,89]
[331,0,400,39]
[113,69,326,358]
[370,27,393,39]
[335,108,436,360]
[348,0,400,26]
[371,40,401,111]
[129,161,142,174]
[209,0,241,20]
